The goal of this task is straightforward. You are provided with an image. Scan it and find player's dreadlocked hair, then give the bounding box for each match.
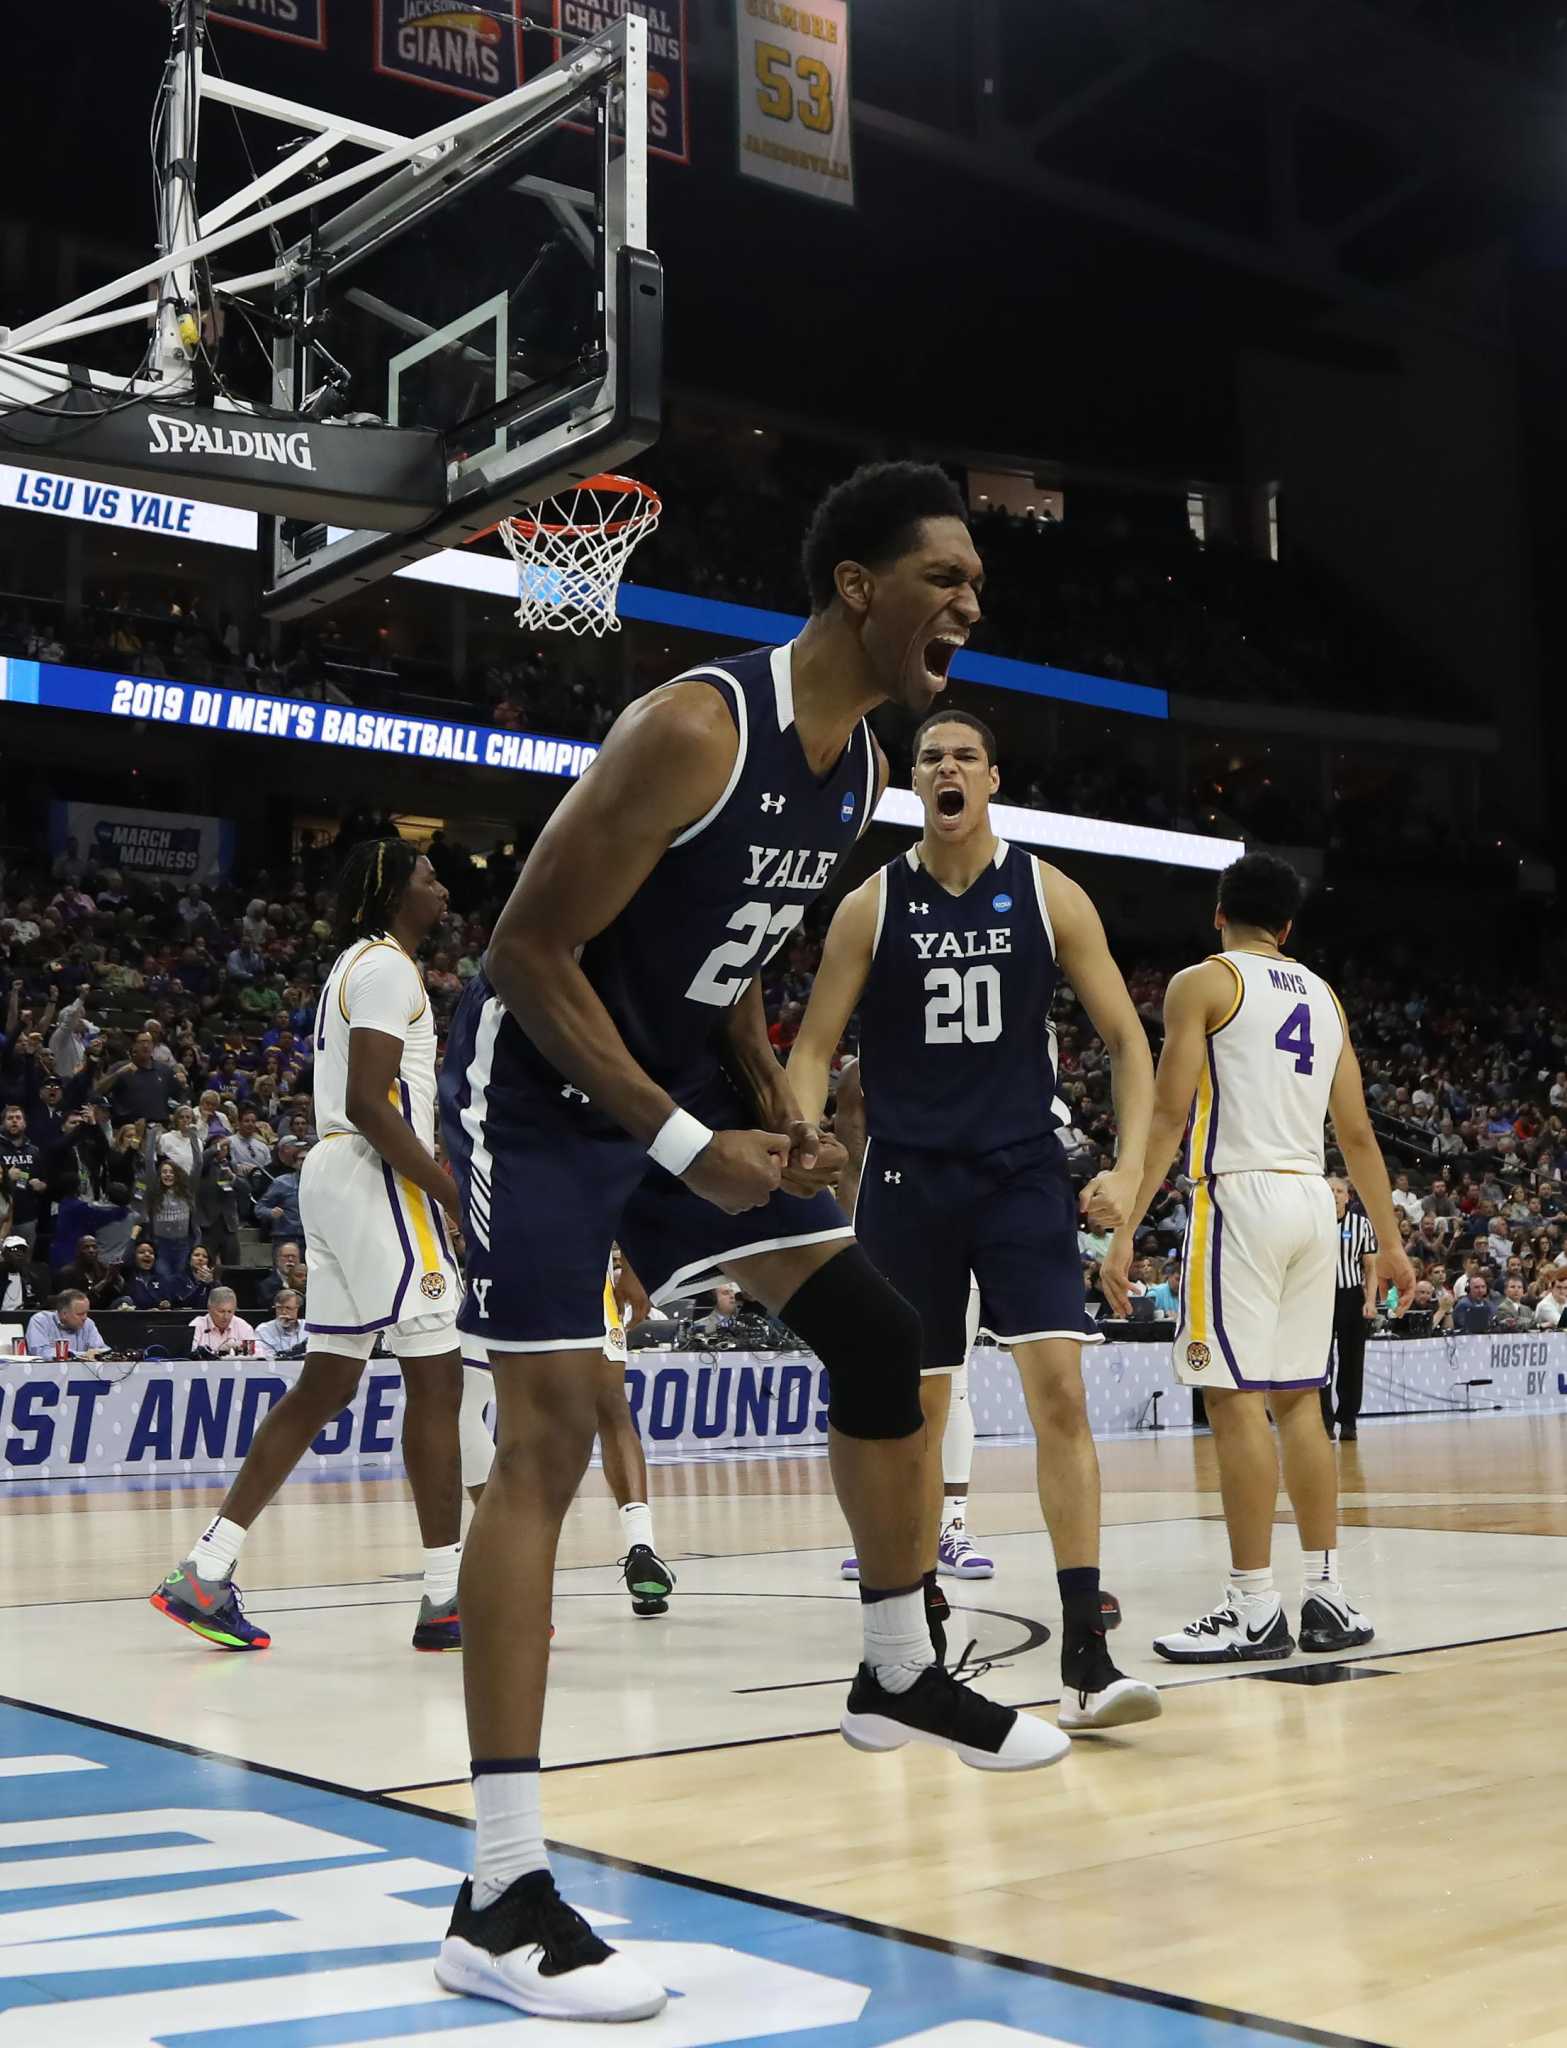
[332,838,420,951]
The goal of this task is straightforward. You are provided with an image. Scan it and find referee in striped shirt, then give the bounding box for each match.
[1322,1175,1378,1441]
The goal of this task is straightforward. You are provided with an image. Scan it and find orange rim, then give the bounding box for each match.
[465,475,660,544]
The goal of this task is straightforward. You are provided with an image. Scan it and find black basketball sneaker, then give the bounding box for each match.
[841,1658,1070,1770]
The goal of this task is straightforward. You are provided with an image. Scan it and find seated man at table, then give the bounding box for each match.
[189,1286,258,1359]
[26,1288,110,1359]
[254,1287,308,1363]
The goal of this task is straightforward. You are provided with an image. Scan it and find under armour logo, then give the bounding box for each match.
[560,1083,589,1105]
[472,1278,492,1318]
[760,792,786,814]
[910,902,929,915]
[883,1169,901,1184]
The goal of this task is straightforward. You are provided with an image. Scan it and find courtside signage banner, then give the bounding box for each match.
[554,2,690,163]
[736,0,853,207]
[51,800,236,885]
[0,659,601,782]
[209,0,328,49]
[374,0,522,100]
[2,463,254,548]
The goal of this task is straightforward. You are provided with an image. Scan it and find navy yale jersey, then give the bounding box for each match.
[857,841,1067,1156]
[530,642,877,1097]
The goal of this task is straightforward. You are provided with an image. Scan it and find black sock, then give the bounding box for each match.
[1058,1565,1102,1640]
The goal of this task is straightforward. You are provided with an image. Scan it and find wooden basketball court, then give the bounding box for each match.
[4,1414,1565,2045]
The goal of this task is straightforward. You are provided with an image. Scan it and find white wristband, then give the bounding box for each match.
[648,1107,714,1178]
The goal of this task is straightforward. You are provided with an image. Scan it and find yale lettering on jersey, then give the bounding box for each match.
[1267,966,1309,995]
[744,844,840,892]
[910,927,1014,962]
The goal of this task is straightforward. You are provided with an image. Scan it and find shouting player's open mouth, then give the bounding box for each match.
[923,632,964,691]
[935,784,966,820]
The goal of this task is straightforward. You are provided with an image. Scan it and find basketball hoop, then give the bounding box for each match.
[496,474,661,637]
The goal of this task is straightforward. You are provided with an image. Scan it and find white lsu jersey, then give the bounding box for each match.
[312,937,437,1148]
[1186,950,1346,1180]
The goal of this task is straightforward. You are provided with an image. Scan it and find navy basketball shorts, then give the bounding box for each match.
[853,1132,1102,1369]
[440,982,852,1354]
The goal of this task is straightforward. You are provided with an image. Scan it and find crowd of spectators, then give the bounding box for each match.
[7,815,1567,1367]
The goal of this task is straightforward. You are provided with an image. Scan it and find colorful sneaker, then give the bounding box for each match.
[621,1543,675,1618]
[412,1595,462,1652]
[1299,1588,1374,1652]
[841,1659,1070,1771]
[1153,1591,1294,1665]
[1057,1628,1162,1732]
[150,1560,270,1651]
[840,1555,859,1581]
[937,1516,995,1580]
[436,1872,667,2021]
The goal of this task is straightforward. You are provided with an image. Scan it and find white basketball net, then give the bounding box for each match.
[496,475,662,637]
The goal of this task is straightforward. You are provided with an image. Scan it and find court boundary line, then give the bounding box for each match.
[0,1686,1384,2048]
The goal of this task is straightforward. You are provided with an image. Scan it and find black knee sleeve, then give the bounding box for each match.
[778,1245,924,1440]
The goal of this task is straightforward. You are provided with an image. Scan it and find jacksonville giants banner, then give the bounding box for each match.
[51,800,236,885]
[375,0,522,100]
[555,1,690,164]
[209,0,327,47]
[736,0,853,208]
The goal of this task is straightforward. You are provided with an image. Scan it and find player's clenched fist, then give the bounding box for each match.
[683,1129,789,1214]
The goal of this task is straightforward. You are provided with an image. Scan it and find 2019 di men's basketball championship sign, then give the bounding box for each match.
[736,0,853,207]
[374,0,522,100]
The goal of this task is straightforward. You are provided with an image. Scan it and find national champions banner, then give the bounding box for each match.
[554,1,690,164]
[209,0,327,48]
[736,0,853,207]
[50,800,235,886]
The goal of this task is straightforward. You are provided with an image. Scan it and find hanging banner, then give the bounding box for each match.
[374,0,522,101]
[554,1,691,164]
[736,0,853,207]
[209,0,327,48]
[50,801,236,886]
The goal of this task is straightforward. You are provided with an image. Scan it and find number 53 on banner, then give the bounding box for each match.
[736,0,855,207]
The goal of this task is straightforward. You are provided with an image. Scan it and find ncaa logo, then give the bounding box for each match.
[419,1271,447,1301]
[992,892,1012,913]
[1185,1341,1211,1372]
[840,790,856,824]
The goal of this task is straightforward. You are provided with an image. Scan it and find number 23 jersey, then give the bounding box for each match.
[1187,951,1346,1180]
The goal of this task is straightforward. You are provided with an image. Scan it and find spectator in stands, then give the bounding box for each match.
[1390,1173,1423,1225]
[1146,1259,1181,1315]
[98,1033,181,1126]
[257,1239,307,1311]
[1534,1270,1567,1329]
[47,990,94,1077]
[1453,1274,1496,1333]
[196,1090,232,1139]
[0,1233,52,1314]
[156,1103,202,1185]
[254,1288,307,1362]
[120,1240,172,1310]
[255,1139,303,1240]
[189,1285,257,1358]
[56,1233,124,1310]
[25,1289,109,1359]
[196,1136,242,1268]
[136,1158,197,1285]
[1493,1275,1534,1331]
[0,1104,48,1247]
[228,1105,272,1212]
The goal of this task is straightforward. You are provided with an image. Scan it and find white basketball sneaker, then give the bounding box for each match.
[1152,1590,1295,1664]
[436,1873,666,2021]
[937,1515,996,1580]
[1299,1585,1374,1652]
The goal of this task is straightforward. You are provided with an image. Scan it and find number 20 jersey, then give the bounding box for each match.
[1186,951,1345,1181]
[535,642,877,1098]
[856,840,1067,1157]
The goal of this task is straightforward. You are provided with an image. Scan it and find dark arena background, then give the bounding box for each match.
[2,5,1567,2044]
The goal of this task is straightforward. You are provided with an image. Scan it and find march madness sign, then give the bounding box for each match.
[208,0,327,49]
[375,0,522,100]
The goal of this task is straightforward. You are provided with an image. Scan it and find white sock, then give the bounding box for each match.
[619,1501,654,1553]
[942,1358,975,1489]
[1302,1547,1339,1592]
[942,1494,967,1530]
[189,1516,245,1582]
[471,1761,548,1909]
[459,1366,496,1491]
[1229,1565,1275,1603]
[862,1588,935,1696]
[422,1543,461,1608]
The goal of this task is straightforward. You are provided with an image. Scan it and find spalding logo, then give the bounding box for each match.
[992,892,1012,913]
[840,790,856,824]
[419,1271,447,1301]
[1185,1341,1211,1372]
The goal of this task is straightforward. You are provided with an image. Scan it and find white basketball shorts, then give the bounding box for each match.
[300,1135,460,1362]
[1174,1171,1336,1393]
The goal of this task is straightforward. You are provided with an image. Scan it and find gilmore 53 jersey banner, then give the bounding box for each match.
[736,0,853,208]
[208,0,327,48]
[374,0,522,101]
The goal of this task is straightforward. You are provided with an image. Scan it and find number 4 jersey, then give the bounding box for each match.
[1186,950,1346,1180]
[856,841,1068,1156]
